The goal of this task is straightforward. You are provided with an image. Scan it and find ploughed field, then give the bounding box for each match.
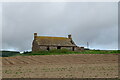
[2,54,118,78]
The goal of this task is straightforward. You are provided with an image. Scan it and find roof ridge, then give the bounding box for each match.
[37,36,68,39]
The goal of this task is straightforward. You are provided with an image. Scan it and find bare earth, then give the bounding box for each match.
[2,54,118,78]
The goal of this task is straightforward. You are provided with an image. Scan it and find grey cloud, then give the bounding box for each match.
[2,2,118,51]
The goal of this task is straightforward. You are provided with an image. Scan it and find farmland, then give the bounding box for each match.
[2,54,118,78]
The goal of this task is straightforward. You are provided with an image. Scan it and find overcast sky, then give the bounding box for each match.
[1,2,118,51]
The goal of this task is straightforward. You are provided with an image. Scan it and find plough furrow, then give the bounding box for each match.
[15,57,29,64]
[4,58,14,65]
[24,56,44,64]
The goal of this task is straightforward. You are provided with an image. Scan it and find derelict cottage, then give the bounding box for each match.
[32,33,83,52]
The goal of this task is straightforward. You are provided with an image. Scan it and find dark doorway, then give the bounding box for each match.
[72,47,74,51]
[47,47,49,51]
[57,46,61,49]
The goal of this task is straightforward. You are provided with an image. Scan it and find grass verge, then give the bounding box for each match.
[13,49,119,57]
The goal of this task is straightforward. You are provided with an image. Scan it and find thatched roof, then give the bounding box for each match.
[35,36,76,47]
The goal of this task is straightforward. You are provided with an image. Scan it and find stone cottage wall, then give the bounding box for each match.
[61,47,72,50]
[74,47,84,51]
[32,40,48,51]
[49,47,57,50]
[32,39,83,52]
[39,46,47,51]
[32,40,40,52]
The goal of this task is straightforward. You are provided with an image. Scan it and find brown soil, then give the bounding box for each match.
[2,54,118,78]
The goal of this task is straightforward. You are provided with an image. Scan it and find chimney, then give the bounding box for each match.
[34,33,37,39]
[68,34,72,39]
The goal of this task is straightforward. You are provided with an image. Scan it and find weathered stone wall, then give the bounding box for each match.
[32,40,40,52]
[61,47,72,50]
[32,40,48,51]
[74,47,84,51]
[49,47,57,50]
[39,46,47,51]
[74,47,78,51]
[32,39,84,52]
